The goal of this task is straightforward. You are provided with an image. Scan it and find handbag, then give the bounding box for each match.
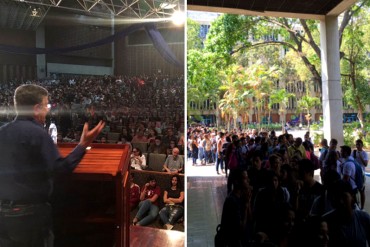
[214,224,226,247]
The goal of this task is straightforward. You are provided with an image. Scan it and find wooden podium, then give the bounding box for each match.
[53,143,130,247]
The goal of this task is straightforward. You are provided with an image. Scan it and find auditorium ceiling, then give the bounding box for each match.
[0,0,184,31]
[188,0,357,20]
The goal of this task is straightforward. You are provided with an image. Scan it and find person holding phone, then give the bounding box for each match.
[132,175,161,226]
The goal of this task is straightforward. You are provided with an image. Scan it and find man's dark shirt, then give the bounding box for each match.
[0,116,86,203]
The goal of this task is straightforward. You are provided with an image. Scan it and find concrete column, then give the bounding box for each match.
[36,25,46,79]
[320,16,343,145]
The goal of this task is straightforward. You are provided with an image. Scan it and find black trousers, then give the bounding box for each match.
[0,203,53,247]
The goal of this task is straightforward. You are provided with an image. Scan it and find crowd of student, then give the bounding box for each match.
[0,74,185,154]
[189,126,370,246]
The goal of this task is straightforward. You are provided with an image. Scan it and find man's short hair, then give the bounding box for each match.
[321,139,328,146]
[340,145,351,156]
[147,175,156,182]
[298,159,315,176]
[330,139,338,146]
[356,139,363,145]
[295,137,303,145]
[14,84,48,114]
[155,136,162,141]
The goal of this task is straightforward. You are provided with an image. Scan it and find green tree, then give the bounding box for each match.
[204,14,254,67]
[219,65,253,130]
[187,17,224,125]
[269,88,295,132]
[202,2,370,130]
[187,18,203,50]
[187,50,221,122]
[297,95,321,130]
[340,9,370,128]
[246,61,279,128]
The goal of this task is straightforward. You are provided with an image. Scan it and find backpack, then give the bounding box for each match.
[349,160,365,190]
[310,152,320,170]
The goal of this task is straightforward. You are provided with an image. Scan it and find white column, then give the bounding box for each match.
[36,25,46,79]
[320,16,343,145]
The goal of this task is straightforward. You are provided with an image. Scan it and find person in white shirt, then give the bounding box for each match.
[130,147,147,170]
[352,139,368,210]
[48,120,57,144]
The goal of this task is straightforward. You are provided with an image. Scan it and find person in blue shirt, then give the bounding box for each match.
[0,84,104,247]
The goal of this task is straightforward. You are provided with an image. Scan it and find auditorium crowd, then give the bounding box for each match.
[0,74,184,153]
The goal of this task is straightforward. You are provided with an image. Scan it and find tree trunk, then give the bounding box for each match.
[280,109,285,133]
[268,110,271,125]
[356,100,364,129]
[227,114,231,132]
[233,114,237,131]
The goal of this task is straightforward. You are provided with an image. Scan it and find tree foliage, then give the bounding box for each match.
[340,7,370,128]
[188,1,370,128]
[187,18,203,50]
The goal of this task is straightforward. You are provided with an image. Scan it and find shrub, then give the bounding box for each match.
[343,123,357,147]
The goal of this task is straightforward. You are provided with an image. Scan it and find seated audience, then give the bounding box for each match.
[166,140,178,156]
[130,147,147,170]
[148,136,167,154]
[133,175,161,226]
[129,173,141,211]
[162,127,178,146]
[163,147,183,174]
[159,175,184,230]
[131,129,148,143]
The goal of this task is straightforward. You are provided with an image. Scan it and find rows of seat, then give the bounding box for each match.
[139,153,184,172]
[131,142,184,154]
[107,132,121,143]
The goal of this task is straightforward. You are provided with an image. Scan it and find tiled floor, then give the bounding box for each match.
[186,159,228,247]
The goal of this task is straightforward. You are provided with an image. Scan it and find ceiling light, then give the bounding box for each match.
[171,10,184,26]
[31,8,39,17]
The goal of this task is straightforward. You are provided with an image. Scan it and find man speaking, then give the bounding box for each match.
[0,84,104,247]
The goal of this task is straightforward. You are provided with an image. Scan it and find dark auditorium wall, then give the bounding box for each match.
[115,25,184,76]
[45,23,113,67]
[0,15,184,81]
[0,28,37,83]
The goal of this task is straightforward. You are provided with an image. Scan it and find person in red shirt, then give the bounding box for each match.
[132,175,161,226]
[129,173,140,211]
